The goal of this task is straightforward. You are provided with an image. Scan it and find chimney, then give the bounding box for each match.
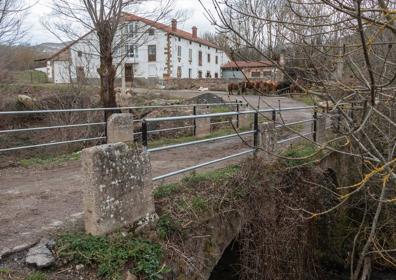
[171,19,177,32]
[192,26,197,39]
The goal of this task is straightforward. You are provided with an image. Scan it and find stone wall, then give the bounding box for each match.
[163,78,239,91]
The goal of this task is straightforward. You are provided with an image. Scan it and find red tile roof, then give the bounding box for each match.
[221,61,274,69]
[124,13,220,49]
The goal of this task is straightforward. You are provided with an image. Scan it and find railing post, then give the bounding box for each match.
[193,105,197,136]
[236,101,240,129]
[253,112,259,149]
[272,109,276,122]
[142,120,148,151]
[313,110,318,142]
[103,110,108,144]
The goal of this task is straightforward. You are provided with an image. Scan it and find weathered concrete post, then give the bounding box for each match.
[82,143,155,235]
[195,106,211,137]
[238,103,251,129]
[107,113,134,144]
[315,114,327,144]
[258,122,277,160]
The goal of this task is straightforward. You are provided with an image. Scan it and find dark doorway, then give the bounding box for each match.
[125,64,134,82]
[209,239,240,280]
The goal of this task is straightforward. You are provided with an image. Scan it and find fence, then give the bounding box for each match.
[0,102,332,182]
[0,102,247,154]
[139,105,319,181]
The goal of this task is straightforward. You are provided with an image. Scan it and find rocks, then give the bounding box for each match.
[25,239,55,268]
[16,94,37,109]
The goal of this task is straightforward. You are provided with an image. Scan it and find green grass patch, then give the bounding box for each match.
[154,183,181,199]
[282,142,319,167]
[56,233,166,280]
[191,195,208,212]
[156,214,179,239]
[182,164,240,185]
[19,151,81,167]
[25,272,47,280]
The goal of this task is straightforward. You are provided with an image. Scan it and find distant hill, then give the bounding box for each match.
[34,42,70,54]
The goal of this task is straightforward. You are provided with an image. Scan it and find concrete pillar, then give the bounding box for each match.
[195,106,211,137]
[107,113,134,144]
[238,103,251,129]
[82,143,155,235]
[315,115,327,144]
[195,117,211,137]
[258,122,277,158]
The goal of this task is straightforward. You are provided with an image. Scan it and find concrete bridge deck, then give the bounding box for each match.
[0,92,313,255]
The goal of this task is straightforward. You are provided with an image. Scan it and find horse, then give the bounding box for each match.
[227,83,239,95]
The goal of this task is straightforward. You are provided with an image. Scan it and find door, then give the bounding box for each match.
[76,66,85,83]
[125,64,134,82]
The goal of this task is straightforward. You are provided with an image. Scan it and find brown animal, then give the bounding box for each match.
[290,78,305,93]
[228,83,239,95]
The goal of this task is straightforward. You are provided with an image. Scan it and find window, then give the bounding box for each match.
[177,46,181,57]
[198,70,202,78]
[77,51,82,57]
[189,49,192,62]
[148,28,154,35]
[206,71,211,78]
[126,44,138,58]
[127,22,137,37]
[189,41,192,45]
[177,66,182,78]
[188,68,192,79]
[215,72,218,78]
[148,45,156,62]
[198,51,202,66]
[251,71,261,78]
[215,56,218,64]
[178,37,181,42]
[207,53,210,63]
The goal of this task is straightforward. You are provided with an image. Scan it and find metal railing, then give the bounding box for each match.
[0,102,247,153]
[141,105,317,182]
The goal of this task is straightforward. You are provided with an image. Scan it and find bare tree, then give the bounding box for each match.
[45,0,176,110]
[201,0,396,279]
[0,0,26,44]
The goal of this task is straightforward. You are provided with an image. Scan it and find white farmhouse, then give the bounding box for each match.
[43,13,230,84]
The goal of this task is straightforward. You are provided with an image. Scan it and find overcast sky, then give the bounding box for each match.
[24,0,216,45]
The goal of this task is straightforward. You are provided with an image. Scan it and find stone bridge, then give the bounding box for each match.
[79,112,337,279]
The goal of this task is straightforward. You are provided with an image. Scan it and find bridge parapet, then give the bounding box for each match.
[81,142,155,235]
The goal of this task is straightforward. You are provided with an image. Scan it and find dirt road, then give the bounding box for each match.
[0,92,312,253]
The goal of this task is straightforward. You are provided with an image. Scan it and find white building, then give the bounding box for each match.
[44,13,230,84]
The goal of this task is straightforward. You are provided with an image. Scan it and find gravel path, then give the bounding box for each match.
[0,91,313,253]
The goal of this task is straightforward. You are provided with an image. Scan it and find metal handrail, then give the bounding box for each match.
[144,106,315,122]
[152,149,255,181]
[0,136,106,152]
[0,102,246,115]
[277,131,314,144]
[147,130,255,153]
[0,122,106,134]
[275,118,315,128]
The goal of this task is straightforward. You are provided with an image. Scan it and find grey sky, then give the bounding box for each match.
[25,0,216,44]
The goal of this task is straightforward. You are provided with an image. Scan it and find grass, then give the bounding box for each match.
[56,233,166,280]
[25,272,47,280]
[156,214,179,239]
[293,94,318,106]
[19,151,81,167]
[281,142,319,167]
[154,183,181,199]
[182,164,240,185]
